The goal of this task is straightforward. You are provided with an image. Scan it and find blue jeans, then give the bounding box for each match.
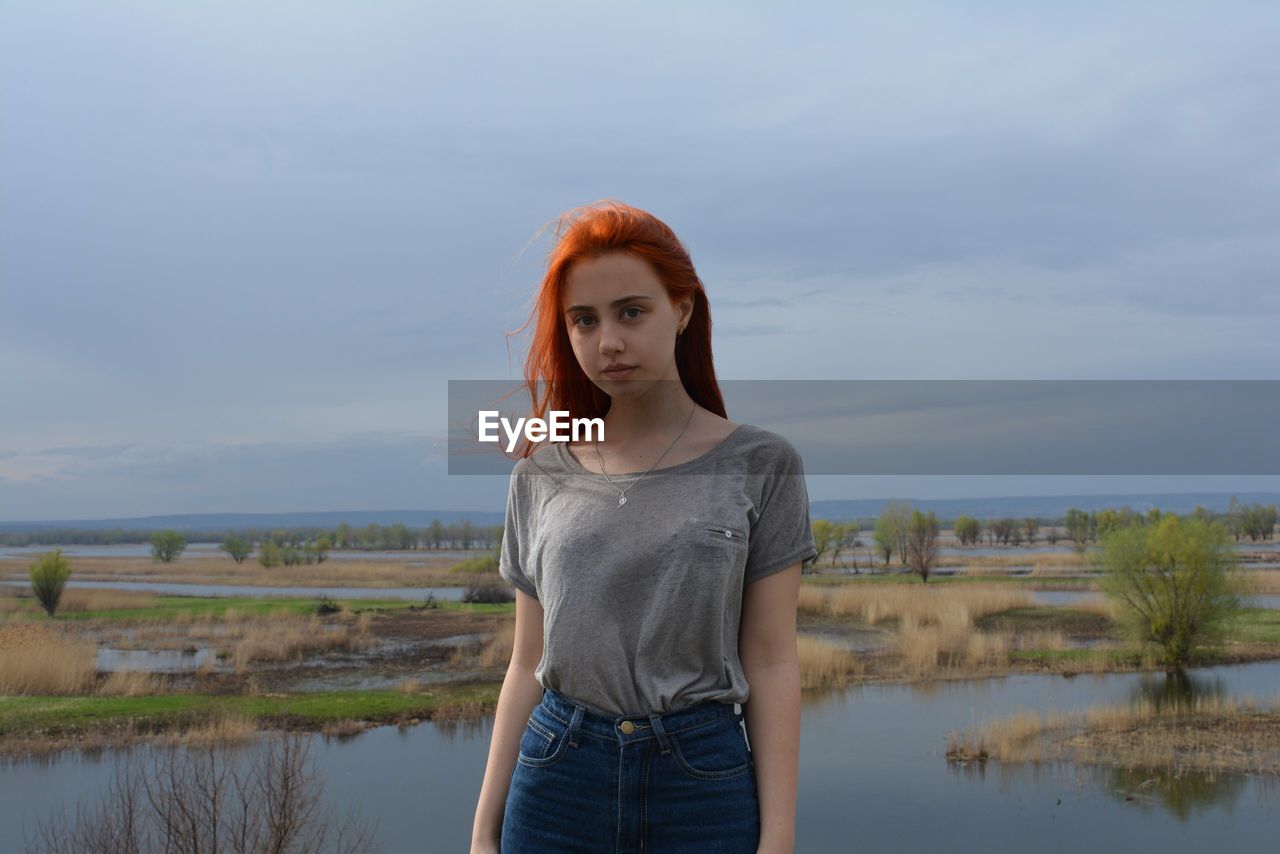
[501,687,760,853]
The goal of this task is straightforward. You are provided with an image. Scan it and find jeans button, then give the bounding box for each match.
[619,720,635,734]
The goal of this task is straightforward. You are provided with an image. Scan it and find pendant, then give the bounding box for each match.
[618,494,627,507]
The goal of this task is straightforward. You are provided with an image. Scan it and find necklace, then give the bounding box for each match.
[592,403,697,508]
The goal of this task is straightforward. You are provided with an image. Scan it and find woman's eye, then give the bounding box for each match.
[573,315,596,328]
[622,307,642,319]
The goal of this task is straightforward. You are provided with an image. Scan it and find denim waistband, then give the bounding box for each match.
[538,687,741,747]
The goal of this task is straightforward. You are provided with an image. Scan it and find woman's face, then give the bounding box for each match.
[561,251,692,395]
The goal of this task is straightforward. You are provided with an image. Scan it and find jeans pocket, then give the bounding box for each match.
[669,717,752,781]
[517,705,571,768]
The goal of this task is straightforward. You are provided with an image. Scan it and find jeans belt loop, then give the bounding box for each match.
[647,712,673,754]
[567,703,585,748]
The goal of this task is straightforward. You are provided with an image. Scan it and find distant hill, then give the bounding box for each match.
[3,492,1276,534]
[810,492,1280,522]
[0,509,504,535]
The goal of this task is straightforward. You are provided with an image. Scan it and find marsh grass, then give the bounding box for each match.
[0,624,96,694]
[0,606,376,692]
[796,635,865,689]
[796,581,1136,682]
[56,589,159,612]
[88,608,376,671]
[168,712,259,747]
[231,614,373,673]
[97,670,165,697]
[799,582,1038,625]
[0,553,478,588]
[946,693,1280,776]
[1241,570,1280,594]
[321,719,369,739]
[472,621,515,669]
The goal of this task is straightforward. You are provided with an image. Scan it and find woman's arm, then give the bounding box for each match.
[739,562,803,854]
[471,589,546,852]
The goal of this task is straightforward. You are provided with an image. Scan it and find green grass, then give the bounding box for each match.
[1,595,513,623]
[0,682,504,739]
[1007,648,1144,665]
[974,606,1115,636]
[1223,608,1280,644]
[803,573,1097,588]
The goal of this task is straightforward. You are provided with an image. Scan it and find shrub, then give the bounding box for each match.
[452,550,499,575]
[149,530,187,563]
[462,585,514,604]
[1092,515,1245,672]
[258,541,282,568]
[28,549,72,617]
[219,535,253,564]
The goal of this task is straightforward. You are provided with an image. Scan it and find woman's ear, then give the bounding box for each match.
[676,295,695,332]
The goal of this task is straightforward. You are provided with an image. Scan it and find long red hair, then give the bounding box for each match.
[505,200,725,458]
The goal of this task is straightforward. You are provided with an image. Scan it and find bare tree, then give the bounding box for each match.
[905,509,941,584]
[27,732,377,854]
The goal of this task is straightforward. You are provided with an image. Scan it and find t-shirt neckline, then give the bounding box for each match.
[555,423,750,478]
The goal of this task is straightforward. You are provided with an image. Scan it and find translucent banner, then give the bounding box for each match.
[446,380,1280,476]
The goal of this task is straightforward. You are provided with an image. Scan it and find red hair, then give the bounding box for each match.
[505,200,726,458]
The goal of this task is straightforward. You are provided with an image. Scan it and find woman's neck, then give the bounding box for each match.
[599,385,698,445]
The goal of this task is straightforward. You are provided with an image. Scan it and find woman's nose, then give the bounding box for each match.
[598,320,624,354]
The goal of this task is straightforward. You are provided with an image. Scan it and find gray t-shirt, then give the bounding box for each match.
[498,423,818,716]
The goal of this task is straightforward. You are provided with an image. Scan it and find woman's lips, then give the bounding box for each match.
[602,366,636,379]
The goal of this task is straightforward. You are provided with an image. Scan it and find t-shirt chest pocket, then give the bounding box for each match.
[699,523,748,549]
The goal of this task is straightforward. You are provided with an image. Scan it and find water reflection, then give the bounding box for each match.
[1130,669,1231,712]
[1100,765,1250,820]
[4,662,1279,853]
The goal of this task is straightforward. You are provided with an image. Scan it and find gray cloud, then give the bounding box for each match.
[1,1,1276,518]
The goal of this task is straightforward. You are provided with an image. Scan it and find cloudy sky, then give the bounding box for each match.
[3,1,1278,521]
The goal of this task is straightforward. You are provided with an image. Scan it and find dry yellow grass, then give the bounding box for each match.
[1064,595,1117,619]
[1026,562,1091,578]
[56,589,159,612]
[0,622,57,652]
[397,677,425,694]
[163,714,258,747]
[796,635,864,689]
[0,554,478,588]
[939,552,1089,569]
[0,626,96,694]
[31,608,378,676]
[230,614,371,673]
[896,617,1090,677]
[475,622,515,668]
[800,582,1036,626]
[1241,570,1280,594]
[97,669,164,697]
[963,631,1010,668]
[947,693,1280,776]
[799,581,1124,679]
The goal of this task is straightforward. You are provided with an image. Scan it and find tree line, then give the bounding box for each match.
[809,496,1277,585]
[0,520,503,551]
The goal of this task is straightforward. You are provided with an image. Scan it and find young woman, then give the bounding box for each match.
[471,200,817,854]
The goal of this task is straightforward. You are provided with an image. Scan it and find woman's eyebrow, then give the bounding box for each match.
[563,294,654,314]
